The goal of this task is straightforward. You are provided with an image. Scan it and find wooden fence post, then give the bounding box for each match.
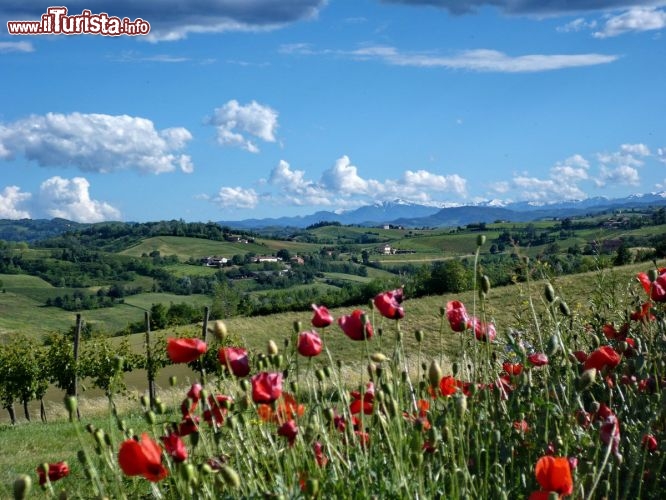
[69,313,82,420]
[145,311,156,408]
[200,306,209,384]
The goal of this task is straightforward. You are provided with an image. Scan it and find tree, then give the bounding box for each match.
[211,280,241,319]
[276,249,291,261]
[614,242,632,266]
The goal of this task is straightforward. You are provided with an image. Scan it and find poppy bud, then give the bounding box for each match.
[647,269,659,282]
[545,283,556,303]
[324,407,335,422]
[578,368,597,391]
[240,378,251,392]
[616,341,629,354]
[267,340,279,356]
[144,411,156,425]
[428,360,443,388]
[293,321,302,334]
[559,301,571,316]
[305,478,320,496]
[477,235,486,246]
[93,429,106,449]
[117,419,127,432]
[211,320,228,340]
[169,375,177,387]
[315,369,326,382]
[367,362,377,379]
[371,352,388,363]
[454,394,467,416]
[201,463,214,476]
[182,463,197,484]
[156,402,167,415]
[13,474,32,500]
[481,275,491,294]
[415,330,424,342]
[546,335,560,356]
[64,396,77,419]
[221,465,241,488]
[140,395,149,408]
[290,381,299,394]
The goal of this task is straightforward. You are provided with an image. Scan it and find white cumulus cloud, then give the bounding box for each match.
[594,7,666,38]
[38,176,120,222]
[214,186,259,209]
[595,165,641,186]
[0,112,193,174]
[209,100,278,153]
[0,185,31,219]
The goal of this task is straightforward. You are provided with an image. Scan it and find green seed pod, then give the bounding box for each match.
[64,396,77,418]
[240,379,251,392]
[117,419,127,432]
[323,366,332,378]
[290,381,299,394]
[544,283,556,303]
[647,269,659,282]
[144,411,156,425]
[315,369,326,382]
[477,234,486,246]
[220,465,241,488]
[323,407,335,423]
[546,334,560,356]
[93,429,106,449]
[481,275,491,294]
[140,395,150,408]
[293,320,302,334]
[169,375,177,387]
[182,463,197,484]
[415,330,424,342]
[267,340,279,356]
[201,463,214,476]
[13,474,32,500]
[454,394,467,416]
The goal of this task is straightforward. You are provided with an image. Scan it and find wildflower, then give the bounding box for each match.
[177,415,200,436]
[373,288,405,320]
[468,317,497,342]
[439,376,457,396]
[257,392,304,424]
[337,309,373,341]
[630,302,655,322]
[584,346,621,372]
[513,420,529,433]
[350,382,375,415]
[167,337,207,364]
[203,394,233,427]
[642,434,658,452]
[531,456,573,498]
[118,433,168,482]
[218,347,250,377]
[597,404,621,458]
[277,420,299,447]
[251,372,283,404]
[160,434,188,463]
[602,323,629,341]
[503,362,523,376]
[313,441,328,467]
[311,304,333,328]
[187,383,203,403]
[572,350,588,363]
[36,462,69,486]
[636,268,666,302]
[297,330,323,357]
[528,353,549,367]
[446,300,469,332]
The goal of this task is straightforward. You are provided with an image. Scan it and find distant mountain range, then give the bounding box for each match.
[218,192,666,229]
[2,192,665,242]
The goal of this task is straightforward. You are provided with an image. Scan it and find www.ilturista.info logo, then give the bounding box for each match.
[7,6,150,36]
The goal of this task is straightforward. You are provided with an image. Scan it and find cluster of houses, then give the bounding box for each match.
[200,254,305,268]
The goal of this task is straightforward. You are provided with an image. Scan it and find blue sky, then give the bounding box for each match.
[1,0,665,223]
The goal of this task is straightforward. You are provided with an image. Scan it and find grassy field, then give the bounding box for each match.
[119,236,268,260]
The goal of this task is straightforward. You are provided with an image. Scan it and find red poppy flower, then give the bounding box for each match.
[177,415,200,436]
[467,317,496,342]
[337,309,373,341]
[350,382,375,415]
[572,350,588,363]
[311,304,333,328]
[503,362,523,376]
[187,383,203,402]
[584,346,621,371]
[297,330,323,357]
[167,337,207,364]
[203,394,233,426]
[528,353,549,367]
[631,302,655,322]
[160,434,188,463]
[218,347,250,377]
[533,455,573,496]
[513,420,529,433]
[642,434,658,452]
[373,288,405,320]
[277,419,299,447]
[439,375,458,396]
[36,461,70,486]
[446,301,469,332]
[251,372,283,404]
[637,268,666,302]
[257,392,304,424]
[313,441,328,467]
[118,433,168,482]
